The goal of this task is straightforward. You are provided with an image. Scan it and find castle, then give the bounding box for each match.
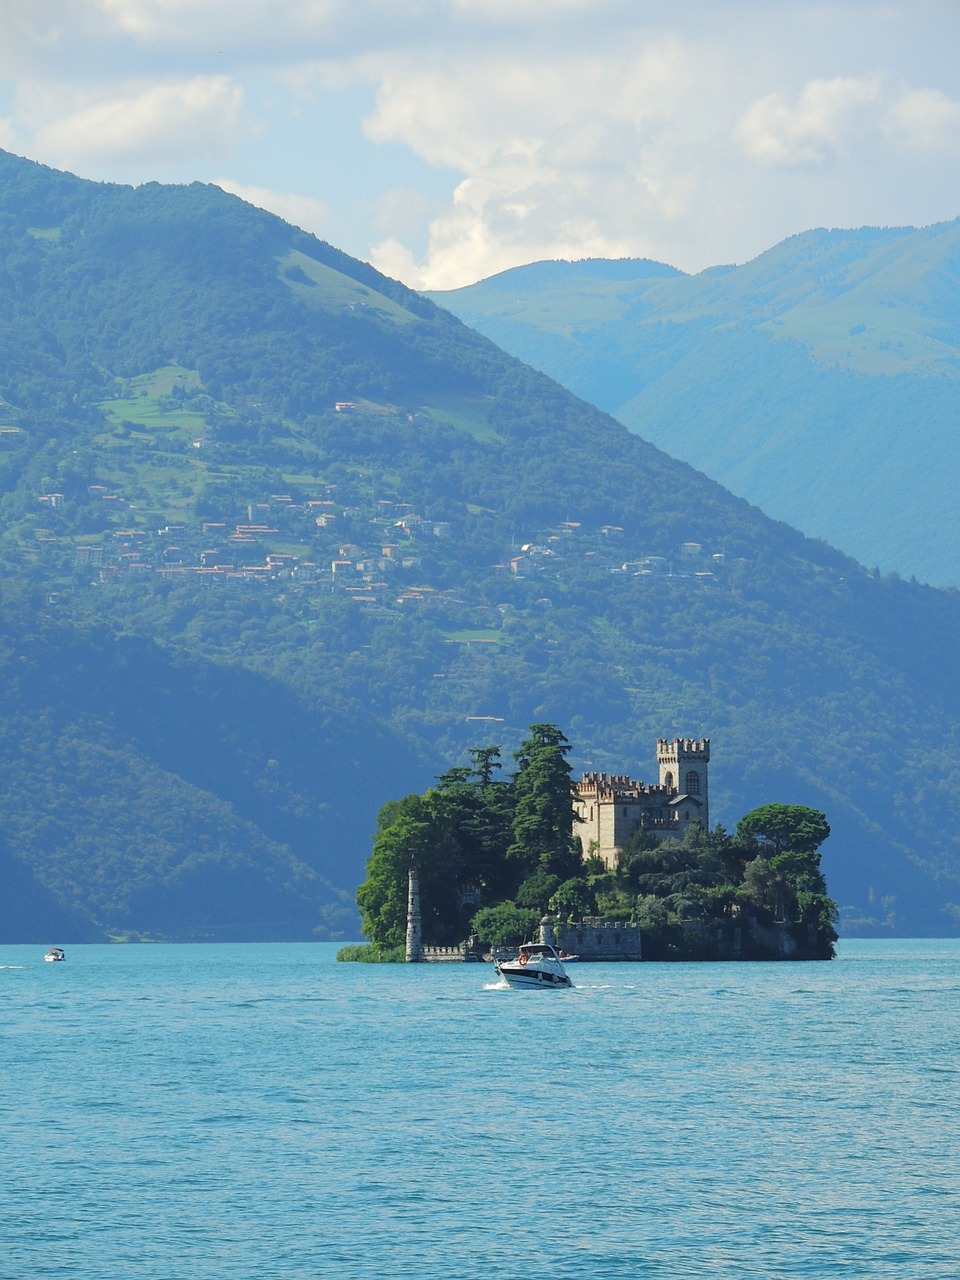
[573,738,710,870]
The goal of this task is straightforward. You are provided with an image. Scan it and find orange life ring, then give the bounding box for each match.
[518,953,529,966]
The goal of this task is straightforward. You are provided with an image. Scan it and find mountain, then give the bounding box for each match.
[0,594,429,941]
[426,226,960,587]
[0,149,959,938]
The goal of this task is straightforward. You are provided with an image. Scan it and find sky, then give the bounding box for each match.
[2,1,960,290]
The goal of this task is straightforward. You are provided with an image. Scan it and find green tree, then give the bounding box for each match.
[736,804,830,857]
[356,793,437,950]
[516,869,561,912]
[471,902,540,948]
[737,804,837,956]
[469,745,502,785]
[742,854,781,915]
[506,723,582,881]
[549,876,594,921]
[357,750,517,949]
[796,889,839,959]
[433,757,514,901]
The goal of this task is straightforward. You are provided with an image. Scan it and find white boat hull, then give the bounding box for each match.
[494,942,573,989]
[497,964,572,989]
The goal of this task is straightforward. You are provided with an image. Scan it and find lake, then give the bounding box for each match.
[3,939,959,1278]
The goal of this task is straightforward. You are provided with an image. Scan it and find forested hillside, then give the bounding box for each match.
[428,228,960,587]
[0,588,429,941]
[0,150,958,938]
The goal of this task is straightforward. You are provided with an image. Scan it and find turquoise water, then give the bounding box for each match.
[3,939,959,1279]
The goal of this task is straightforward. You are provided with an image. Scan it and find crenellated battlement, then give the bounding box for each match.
[657,737,710,758]
[576,771,669,801]
[575,736,711,869]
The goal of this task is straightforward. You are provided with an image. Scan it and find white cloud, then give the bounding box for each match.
[369,186,442,241]
[0,117,20,151]
[736,76,883,166]
[360,39,713,285]
[4,0,627,73]
[883,87,960,155]
[370,236,424,285]
[360,40,690,169]
[2,3,960,288]
[367,42,960,286]
[33,76,253,169]
[214,180,333,239]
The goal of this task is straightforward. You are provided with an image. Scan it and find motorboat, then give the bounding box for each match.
[494,942,572,989]
[44,947,65,962]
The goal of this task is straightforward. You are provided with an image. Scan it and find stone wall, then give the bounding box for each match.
[677,916,820,961]
[420,944,486,963]
[554,918,643,961]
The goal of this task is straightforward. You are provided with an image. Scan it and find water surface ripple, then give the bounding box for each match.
[3,939,958,1278]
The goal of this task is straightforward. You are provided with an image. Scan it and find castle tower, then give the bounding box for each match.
[405,866,423,963]
[657,737,710,828]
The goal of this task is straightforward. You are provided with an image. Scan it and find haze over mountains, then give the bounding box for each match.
[1,149,959,940]
[428,224,960,587]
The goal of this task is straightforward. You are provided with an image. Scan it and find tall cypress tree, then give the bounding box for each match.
[506,723,582,882]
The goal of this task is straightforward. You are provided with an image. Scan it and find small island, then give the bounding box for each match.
[342,725,838,963]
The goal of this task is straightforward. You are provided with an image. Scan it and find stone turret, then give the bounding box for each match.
[405,866,423,962]
[657,737,710,828]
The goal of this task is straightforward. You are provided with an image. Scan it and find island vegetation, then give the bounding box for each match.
[347,725,838,961]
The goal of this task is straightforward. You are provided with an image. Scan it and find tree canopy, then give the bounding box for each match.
[736,805,830,856]
[507,724,581,881]
[353,728,838,959]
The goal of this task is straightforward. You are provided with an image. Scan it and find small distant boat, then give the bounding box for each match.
[495,942,572,989]
[44,947,65,963]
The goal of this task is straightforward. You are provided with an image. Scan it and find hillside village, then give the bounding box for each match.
[16,417,745,613]
[43,495,734,608]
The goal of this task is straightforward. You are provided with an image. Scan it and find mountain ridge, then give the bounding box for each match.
[0,150,958,937]
[427,222,960,585]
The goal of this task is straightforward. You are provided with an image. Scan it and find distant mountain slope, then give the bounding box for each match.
[0,594,428,941]
[427,226,960,586]
[1,151,960,937]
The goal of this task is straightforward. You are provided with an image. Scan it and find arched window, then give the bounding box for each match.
[664,771,674,789]
[685,770,700,795]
